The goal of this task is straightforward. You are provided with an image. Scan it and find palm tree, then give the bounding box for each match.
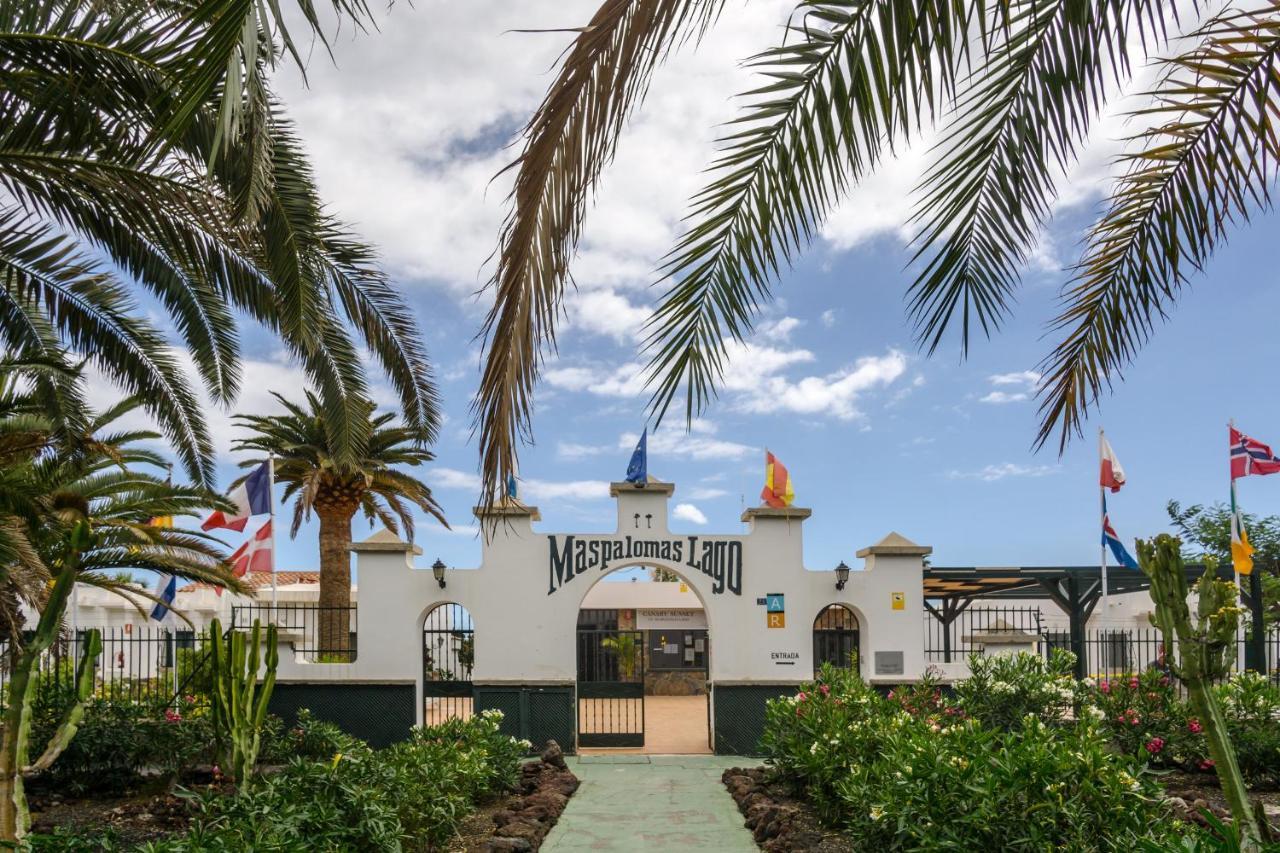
[0,381,244,841]
[475,0,1280,497]
[233,392,448,658]
[2,1,438,486]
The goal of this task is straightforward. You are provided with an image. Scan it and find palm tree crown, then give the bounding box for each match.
[2,1,438,486]
[233,391,447,655]
[475,0,1280,497]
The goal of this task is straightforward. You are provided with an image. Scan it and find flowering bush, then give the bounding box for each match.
[1087,668,1205,770]
[761,664,1181,850]
[953,650,1083,729]
[1216,672,1280,787]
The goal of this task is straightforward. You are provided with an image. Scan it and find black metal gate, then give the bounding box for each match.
[423,604,474,723]
[577,629,644,747]
[813,604,860,673]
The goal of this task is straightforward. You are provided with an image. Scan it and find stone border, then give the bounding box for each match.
[722,767,853,852]
[477,741,580,852]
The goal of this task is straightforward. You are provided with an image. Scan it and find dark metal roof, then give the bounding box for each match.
[922,564,1231,600]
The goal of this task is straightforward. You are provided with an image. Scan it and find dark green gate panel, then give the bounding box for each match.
[474,684,575,754]
[268,682,415,748]
[712,683,800,756]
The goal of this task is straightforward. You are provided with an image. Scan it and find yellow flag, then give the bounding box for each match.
[1231,483,1254,575]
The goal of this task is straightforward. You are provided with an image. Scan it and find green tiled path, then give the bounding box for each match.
[541,755,756,852]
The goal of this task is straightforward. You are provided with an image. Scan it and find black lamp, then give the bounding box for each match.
[834,561,850,591]
[431,558,447,589]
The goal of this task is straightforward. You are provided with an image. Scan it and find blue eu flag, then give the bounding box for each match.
[625,429,647,484]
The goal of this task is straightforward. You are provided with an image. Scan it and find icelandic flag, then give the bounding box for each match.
[149,573,177,623]
[229,520,274,577]
[1101,497,1138,569]
[1230,426,1280,479]
[625,429,647,484]
[201,461,271,531]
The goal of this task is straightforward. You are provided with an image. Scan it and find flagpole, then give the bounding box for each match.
[268,452,278,622]
[1230,419,1240,594]
[1099,428,1109,622]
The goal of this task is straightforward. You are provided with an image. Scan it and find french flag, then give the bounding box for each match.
[229,520,274,577]
[201,461,271,532]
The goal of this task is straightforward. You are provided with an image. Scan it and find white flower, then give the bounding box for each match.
[870,806,885,821]
[481,709,505,721]
[810,742,819,755]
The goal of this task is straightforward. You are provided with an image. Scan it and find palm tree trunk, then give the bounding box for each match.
[316,507,354,661]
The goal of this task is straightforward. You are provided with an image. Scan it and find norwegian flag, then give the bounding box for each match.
[1230,426,1280,479]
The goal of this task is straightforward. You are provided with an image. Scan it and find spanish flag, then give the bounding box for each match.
[760,451,795,508]
[1231,481,1254,575]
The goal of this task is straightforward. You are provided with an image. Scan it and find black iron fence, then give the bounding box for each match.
[231,604,358,663]
[0,627,213,708]
[1060,627,1280,683]
[924,606,1045,663]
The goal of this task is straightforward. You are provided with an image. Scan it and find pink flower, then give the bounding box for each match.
[820,685,830,697]
[1145,737,1165,754]
[887,690,895,700]
[1129,677,1139,690]
[1188,719,1203,734]
[797,691,808,702]
[1099,681,1111,694]
[1200,759,1215,771]
[164,709,182,723]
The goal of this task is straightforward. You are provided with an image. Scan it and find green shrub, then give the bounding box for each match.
[1216,672,1280,787]
[762,664,1182,850]
[953,650,1082,729]
[1088,668,1204,770]
[138,711,530,852]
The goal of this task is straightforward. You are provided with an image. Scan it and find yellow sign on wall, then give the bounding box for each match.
[767,611,786,629]
[891,592,905,611]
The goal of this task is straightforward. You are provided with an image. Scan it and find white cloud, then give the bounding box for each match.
[522,478,611,502]
[989,371,1042,387]
[276,0,795,296]
[564,289,651,342]
[543,362,646,397]
[622,425,754,461]
[433,468,483,491]
[979,390,1029,405]
[979,370,1041,405]
[948,463,1060,482]
[686,487,729,500]
[820,309,836,328]
[732,349,908,420]
[756,316,802,342]
[672,503,708,525]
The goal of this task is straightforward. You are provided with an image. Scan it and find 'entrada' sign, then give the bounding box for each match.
[547,535,742,596]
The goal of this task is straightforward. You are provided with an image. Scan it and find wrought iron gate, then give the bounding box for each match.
[576,629,644,747]
[813,604,860,673]
[423,604,474,723]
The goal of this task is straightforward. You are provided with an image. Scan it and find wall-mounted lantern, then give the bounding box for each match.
[432,558,447,589]
[834,561,850,591]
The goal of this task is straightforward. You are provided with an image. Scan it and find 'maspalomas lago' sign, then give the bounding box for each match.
[547,535,742,596]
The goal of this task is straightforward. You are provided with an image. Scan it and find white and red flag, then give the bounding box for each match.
[201,461,271,531]
[229,520,274,577]
[1230,426,1280,479]
[1099,433,1126,492]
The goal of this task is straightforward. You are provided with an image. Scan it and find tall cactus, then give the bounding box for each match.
[208,618,278,790]
[0,520,104,842]
[1138,535,1262,850]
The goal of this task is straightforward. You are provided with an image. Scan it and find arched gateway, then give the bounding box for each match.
[339,481,932,754]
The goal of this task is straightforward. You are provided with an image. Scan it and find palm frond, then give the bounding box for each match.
[1036,3,1280,451]
[907,0,1185,355]
[476,0,726,504]
[644,0,973,426]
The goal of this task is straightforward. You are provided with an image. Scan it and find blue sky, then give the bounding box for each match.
[97,1,1280,581]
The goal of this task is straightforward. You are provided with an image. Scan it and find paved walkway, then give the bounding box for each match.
[542,755,755,852]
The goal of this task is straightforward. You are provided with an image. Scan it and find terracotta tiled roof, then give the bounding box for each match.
[179,571,319,592]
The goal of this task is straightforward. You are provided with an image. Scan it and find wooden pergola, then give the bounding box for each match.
[921,563,1263,677]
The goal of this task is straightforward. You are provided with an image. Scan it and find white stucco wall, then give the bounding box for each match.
[283,481,933,722]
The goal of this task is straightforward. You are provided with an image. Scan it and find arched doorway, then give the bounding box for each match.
[575,565,711,753]
[813,604,860,674]
[423,603,474,724]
